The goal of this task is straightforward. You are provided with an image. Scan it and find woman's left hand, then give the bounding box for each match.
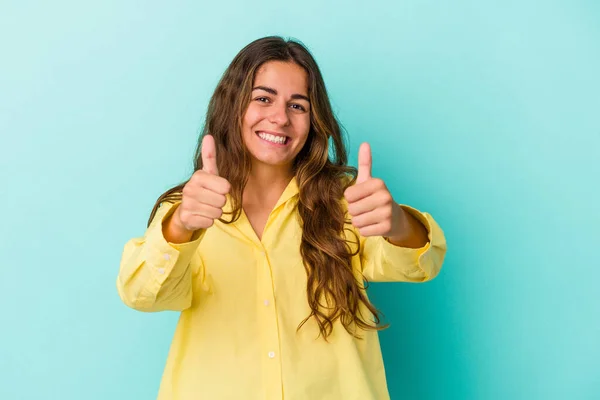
[343,143,408,238]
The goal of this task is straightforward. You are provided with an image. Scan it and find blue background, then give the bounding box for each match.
[1,1,598,399]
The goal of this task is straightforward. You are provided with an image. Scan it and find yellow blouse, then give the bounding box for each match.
[116,178,446,400]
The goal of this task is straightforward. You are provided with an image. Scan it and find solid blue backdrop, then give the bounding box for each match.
[1,1,598,399]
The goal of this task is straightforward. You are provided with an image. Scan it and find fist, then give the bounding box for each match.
[174,135,231,231]
[344,143,403,238]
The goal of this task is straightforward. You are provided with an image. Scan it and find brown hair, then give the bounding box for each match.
[149,36,387,339]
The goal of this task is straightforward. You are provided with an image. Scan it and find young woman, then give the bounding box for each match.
[117,36,446,400]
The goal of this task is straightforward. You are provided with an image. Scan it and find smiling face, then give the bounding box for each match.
[241,61,311,173]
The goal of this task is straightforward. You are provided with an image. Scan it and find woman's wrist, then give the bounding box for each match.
[163,205,195,244]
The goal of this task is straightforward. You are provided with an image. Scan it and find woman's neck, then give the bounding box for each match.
[243,163,293,208]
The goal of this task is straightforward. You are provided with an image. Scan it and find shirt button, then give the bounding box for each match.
[268,351,276,359]
[163,253,171,261]
[157,268,165,274]
[264,300,270,306]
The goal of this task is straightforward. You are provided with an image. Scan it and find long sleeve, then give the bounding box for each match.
[116,201,205,312]
[360,205,447,283]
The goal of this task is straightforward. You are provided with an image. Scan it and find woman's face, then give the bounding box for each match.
[241,61,311,171]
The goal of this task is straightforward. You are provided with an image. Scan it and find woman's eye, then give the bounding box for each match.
[290,104,306,112]
[256,97,270,103]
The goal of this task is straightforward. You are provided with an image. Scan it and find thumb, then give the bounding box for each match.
[356,142,372,184]
[201,134,219,175]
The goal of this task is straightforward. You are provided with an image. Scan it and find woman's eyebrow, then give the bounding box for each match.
[252,85,310,103]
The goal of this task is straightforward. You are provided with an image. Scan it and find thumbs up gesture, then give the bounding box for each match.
[344,143,405,238]
[173,135,231,232]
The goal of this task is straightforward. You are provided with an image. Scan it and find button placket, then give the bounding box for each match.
[256,246,283,393]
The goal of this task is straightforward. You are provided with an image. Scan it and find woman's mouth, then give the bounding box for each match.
[256,131,290,146]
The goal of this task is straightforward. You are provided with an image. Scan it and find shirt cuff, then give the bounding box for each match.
[141,201,205,287]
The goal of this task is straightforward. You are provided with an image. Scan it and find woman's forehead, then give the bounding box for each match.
[253,61,308,94]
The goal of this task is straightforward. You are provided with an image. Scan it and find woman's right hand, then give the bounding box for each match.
[166,135,231,241]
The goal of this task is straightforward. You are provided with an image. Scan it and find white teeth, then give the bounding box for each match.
[258,132,287,144]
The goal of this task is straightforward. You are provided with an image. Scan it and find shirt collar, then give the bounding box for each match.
[273,176,299,210]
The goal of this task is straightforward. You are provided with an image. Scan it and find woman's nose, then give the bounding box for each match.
[267,103,290,126]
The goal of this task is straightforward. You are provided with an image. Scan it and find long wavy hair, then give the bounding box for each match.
[148,36,387,339]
